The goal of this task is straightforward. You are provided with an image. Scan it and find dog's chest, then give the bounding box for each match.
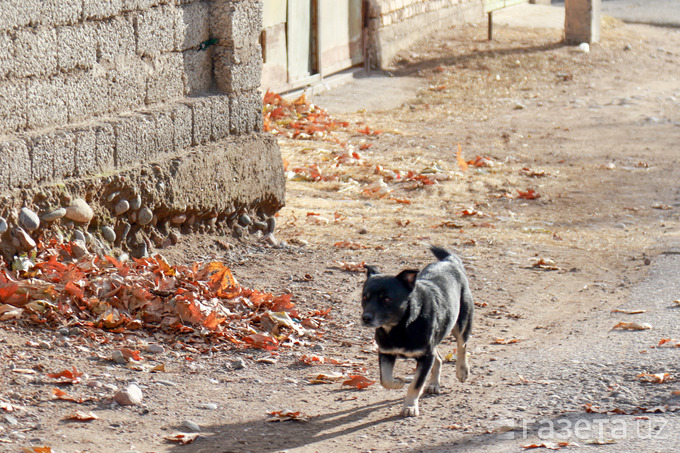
[375,325,431,356]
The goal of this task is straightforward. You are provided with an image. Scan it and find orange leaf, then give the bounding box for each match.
[342,375,375,390]
[493,338,521,345]
[119,348,142,361]
[637,372,671,383]
[456,144,468,172]
[64,411,99,421]
[243,333,278,351]
[517,189,541,200]
[165,432,199,445]
[47,366,83,384]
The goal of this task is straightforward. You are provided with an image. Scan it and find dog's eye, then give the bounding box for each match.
[383,297,391,303]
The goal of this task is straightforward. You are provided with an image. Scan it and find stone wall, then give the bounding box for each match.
[368,0,485,68]
[0,0,285,260]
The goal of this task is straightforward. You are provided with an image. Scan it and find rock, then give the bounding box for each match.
[253,220,268,231]
[73,229,86,243]
[238,214,252,227]
[38,340,52,350]
[71,241,89,258]
[181,420,201,432]
[0,217,7,234]
[231,358,246,370]
[19,207,40,231]
[12,228,36,250]
[168,231,180,245]
[107,191,119,202]
[578,42,590,53]
[42,208,66,222]
[129,194,142,211]
[115,199,130,216]
[199,403,218,410]
[263,233,278,247]
[146,344,164,354]
[113,384,143,406]
[58,327,70,336]
[138,208,153,225]
[112,350,127,364]
[171,214,186,224]
[65,199,94,223]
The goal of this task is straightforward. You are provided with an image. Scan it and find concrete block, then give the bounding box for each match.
[107,58,147,113]
[57,23,97,72]
[83,0,124,20]
[176,1,210,51]
[181,47,213,95]
[136,5,178,56]
[0,33,13,79]
[229,92,262,135]
[172,102,193,151]
[211,95,230,141]
[94,123,116,171]
[146,53,184,104]
[26,77,68,130]
[0,81,27,133]
[97,17,136,63]
[0,0,39,32]
[39,0,81,27]
[65,69,110,123]
[0,138,31,188]
[31,131,76,183]
[14,28,58,78]
[111,113,157,168]
[71,127,97,177]
[211,0,262,47]
[150,108,176,154]
[186,97,211,146]
[122,0,157,12]
[565,0,601,44]
[214,56,263,94]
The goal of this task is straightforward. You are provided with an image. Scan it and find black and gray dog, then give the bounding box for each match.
[361,246,473,417]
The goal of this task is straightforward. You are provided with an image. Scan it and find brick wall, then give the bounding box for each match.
[368,0,485,68]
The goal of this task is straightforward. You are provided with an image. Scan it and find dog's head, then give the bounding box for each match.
[361,265,419,328]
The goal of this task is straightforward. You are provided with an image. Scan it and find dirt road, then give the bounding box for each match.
[1,17,679,453]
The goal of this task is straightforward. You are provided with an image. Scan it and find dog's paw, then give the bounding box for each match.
[456,363,469,383]
[425,383,441,394]
[381,377,406,390]
[401,405,419,417]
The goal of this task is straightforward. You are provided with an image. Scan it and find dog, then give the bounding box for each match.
[361,246,473,417]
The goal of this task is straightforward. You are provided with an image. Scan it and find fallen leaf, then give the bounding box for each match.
[517,189,541,200]
[342,375,375,390]
[612,321,652,331]
[333,261,365,272]
[334,241,368,250]
[456,144,469,172]
[267,409,311,422]
[23,448,53,453]
[47,366,83,384]
[309,371,345,384]
[611,309,646,314]
[64,411,99,421]
[521,442,580,450]
[493,338,521,345]
[657,338,680,347]
[165,432,199,445]
[637,373,672,384]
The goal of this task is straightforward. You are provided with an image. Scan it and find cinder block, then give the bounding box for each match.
[229,92,262,135]
[0,138,31,188]
[211,0,262,47]
[0,0,39,32]
[14,28,58,78]
[57,23,97,72]
[172,102,193,151]
[150,108,176,154]
[39,0,81,27]
[176,1,210,51]
[136,5,178,56]
[26,77,68,130]
[71,127,97,177]
[111,113,157,168]
[83,0,123,20]
[146,53,184,104]
[0,33,13,80]
[181,47,213,95]
[0,81,27,133]
[211,95,230,141]
[97,17,136,63]
[107,58,147,113]
[94,123,116,171]
[214,57,263,94]
[31,131,76,183]
[65,70,110,123]
[186,97,211,146]
[121,0,157,12]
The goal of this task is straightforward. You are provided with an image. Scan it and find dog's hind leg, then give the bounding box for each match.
[402,353,435,417]
[426,348,442,394]
[379,353,405,389]
[453,327,469,382]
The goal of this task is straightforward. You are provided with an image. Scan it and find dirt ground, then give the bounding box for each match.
[1,18,680,453]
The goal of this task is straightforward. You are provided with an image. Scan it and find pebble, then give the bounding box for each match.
[42,208,66,222]
[115,199,130,216]
[155,380,177,387]
[38,340,52,350]
[113,384,143,406]
[4,415,18,426]
[13,228,36,250]
[168,231,180,244]
[199,403,218,410]
[129,194,142,211]
[19,207,40,231]
[58,327,70,336]
[146,344,164,354]
[100,226,116,242]
[267,216,276,233]
[138,207,153,225]
[0,217,7,234]
[263,233,278,247]
[181,420,201,432]
[65,199,94,223]
[253,220,268,231]
[171,214,186,224]
[71,241,89,258]
[112,350,128,364]
[107,191,119,202]
[231,358,247,370]
[73,229,86,243]
[238,214,252,227]
[311,344,325,352]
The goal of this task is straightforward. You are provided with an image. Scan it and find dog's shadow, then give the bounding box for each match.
[169,397,404,452]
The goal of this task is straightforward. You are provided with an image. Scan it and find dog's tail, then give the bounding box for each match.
[430,245,453,261]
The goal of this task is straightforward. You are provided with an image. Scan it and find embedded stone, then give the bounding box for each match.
[266,216,276,234]
[238,214,252,227]
[129,194,142,211]
[42,208,67,222]
[12,228,36,250]
[113,384,143,406]
[101,226,116,243]
[0,217,7,234]
[115,200,130,216]
[19,208,40,231]
[65,199,94,223]
[138,208,153,225]
[171,214,186,224]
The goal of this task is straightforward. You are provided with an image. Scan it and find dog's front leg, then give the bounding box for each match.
[402,353,435,417]
[379,353,405,389]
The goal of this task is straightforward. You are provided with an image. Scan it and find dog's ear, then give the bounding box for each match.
[365,265,381,277]
[396,269,419,290]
